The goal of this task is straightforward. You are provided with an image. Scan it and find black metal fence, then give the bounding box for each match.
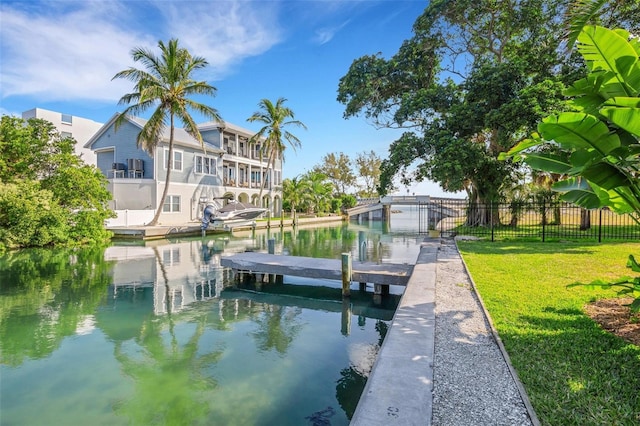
[430,199,640,242]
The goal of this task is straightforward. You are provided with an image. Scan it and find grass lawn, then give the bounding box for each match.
[457,240,640,426]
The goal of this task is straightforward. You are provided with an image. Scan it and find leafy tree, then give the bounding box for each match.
[0,116,114,250]
[0,116,73,182]
[338,0,579,224]
[304,171,334,214]
[282,176,310,218]
[312,152,355,195]
[355,150,381,197]
[503,21,640,309]
[247,98,307,206]
[113,38,222,226]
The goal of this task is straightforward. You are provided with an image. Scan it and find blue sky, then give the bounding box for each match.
[0,0,457,196]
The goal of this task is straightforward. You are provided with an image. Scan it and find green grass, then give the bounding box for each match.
[457,240,640,426]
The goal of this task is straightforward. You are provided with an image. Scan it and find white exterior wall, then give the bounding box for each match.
[22,108,103,165]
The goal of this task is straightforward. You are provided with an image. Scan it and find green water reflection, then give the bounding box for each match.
[1,223,417,425]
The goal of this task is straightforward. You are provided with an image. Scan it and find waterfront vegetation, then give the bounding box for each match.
[0,116,114,252]
[458,240,640,425]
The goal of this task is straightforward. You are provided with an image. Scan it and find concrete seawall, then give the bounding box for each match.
[108,215,345,240]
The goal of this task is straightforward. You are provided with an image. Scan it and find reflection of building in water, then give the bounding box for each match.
[104,240,226,314]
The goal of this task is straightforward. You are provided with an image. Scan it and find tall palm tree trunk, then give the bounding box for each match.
[150,115,175,226]
[257,151,275,208]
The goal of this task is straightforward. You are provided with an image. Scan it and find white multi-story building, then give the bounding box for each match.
[22,107,103,165]
[85,113,283,225]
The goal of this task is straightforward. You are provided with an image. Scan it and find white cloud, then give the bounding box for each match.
[0,0,282,102]
[159,1,282,77]
[313,19,350,45]
[0,2,148,101]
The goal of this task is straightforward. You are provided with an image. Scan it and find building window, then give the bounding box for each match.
[61,114,72,124]
[162,195,181,212]
[61,131,73,139]
[194,155,217,176]
[162,248,180,265]
[164,149,183,171]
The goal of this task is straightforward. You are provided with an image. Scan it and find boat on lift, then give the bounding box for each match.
[212,201,267,224]
[201,200,267,230]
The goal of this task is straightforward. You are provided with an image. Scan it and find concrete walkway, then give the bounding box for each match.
[351,240,437,424]
[351,238,538,425]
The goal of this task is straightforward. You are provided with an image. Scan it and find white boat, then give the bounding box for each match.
[202,200,267,230]
[212,202,267,224]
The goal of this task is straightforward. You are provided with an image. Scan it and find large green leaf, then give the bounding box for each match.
[603,97,640,108]
[594,186,639,214]
[559,191,602,209]
[600,104,640,137]
[577,26,639,95]
[552,178,602,208]
[502,135,542,157]
[569,148,602,168]
[552,176,591,193]
[581,162,630,190]
[521,153,572,174]
[538,112,620,155]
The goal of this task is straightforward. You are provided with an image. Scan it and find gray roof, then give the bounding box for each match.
[127,115,224,153]
[84,113,261,152]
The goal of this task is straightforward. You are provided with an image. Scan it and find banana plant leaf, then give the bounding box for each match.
[520,153,572,174]
[538,112,621,155]
[578,26,640,95]
[581,162,631,190]
[600,106,640,136]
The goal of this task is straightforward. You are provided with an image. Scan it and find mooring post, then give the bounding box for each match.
[341,253,352,297]
[268,238,276,282]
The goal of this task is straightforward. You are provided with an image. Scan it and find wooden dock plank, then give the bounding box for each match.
[220,252,413,286]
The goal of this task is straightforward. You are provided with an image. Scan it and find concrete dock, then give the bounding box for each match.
[220,252,413,286]
[220,246,439,424]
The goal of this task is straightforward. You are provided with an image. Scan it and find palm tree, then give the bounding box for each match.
[282,176,310,219]
[305,171,334,214]
[246,98,307,208]
[112,38,222,226]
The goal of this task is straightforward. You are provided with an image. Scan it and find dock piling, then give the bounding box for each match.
[341,253,352,297]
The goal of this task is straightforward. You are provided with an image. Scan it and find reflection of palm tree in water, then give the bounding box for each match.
[250,305,303,355]
[113,316,224,424]
[112,249,224,424]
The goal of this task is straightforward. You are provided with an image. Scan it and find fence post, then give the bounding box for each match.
[542,200,546,242]
[598,208,603,243]
[490,202,495,242]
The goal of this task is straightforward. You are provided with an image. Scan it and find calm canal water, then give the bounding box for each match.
[0,208,425,425]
